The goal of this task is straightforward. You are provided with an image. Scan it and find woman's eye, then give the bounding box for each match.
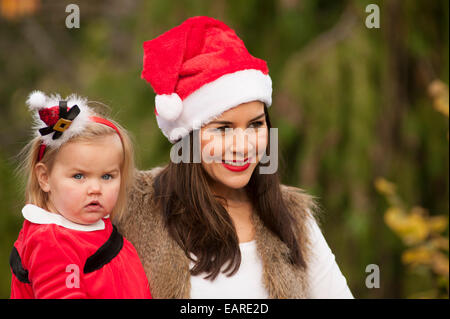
[73,173,83,180]
[209,126,230,134]
[214,126,229,132]
[249,121,264,128]
[102,174,113,180]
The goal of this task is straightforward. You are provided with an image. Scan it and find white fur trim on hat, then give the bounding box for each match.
[156,69,272,143]
[155,93,183,121]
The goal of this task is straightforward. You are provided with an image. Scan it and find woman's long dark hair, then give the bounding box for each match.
[153,105,306,280]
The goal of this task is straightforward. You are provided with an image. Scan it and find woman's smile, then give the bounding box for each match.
[221,158,251,171]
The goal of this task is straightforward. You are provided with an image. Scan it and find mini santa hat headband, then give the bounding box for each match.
[141,16,273,143]
[27,91,121,161]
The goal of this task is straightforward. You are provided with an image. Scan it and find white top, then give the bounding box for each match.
[190,216,354,299]
[190,240,269,299]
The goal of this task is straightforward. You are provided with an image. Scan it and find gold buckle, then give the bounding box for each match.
[53,118,72,132]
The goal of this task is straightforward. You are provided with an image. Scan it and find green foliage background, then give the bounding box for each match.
[0,0,448,298]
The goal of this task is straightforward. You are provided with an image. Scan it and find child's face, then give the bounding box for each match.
[36,134,123,225]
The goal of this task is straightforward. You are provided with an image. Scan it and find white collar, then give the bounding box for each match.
[22,204,106,232]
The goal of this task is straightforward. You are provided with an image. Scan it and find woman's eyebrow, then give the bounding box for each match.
[248,113,265,122]
[209,113,265,125]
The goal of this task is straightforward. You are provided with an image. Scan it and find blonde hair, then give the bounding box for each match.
[17,111,135,222]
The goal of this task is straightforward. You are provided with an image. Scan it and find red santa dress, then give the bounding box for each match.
[10,204,152,299]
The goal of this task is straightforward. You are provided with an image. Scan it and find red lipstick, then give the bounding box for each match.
[221,158,251,172]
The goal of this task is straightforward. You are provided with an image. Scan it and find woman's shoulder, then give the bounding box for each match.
[279,184,323,229]
[115,166,166,234]
[132,166,166,193]
[278,184,325,269]
[280,184,316,212]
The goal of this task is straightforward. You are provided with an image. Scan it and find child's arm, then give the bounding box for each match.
[25,227,88,299]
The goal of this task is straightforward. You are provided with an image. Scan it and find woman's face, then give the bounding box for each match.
[200,101,268,194]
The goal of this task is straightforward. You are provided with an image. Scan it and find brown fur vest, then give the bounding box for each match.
[115,167,319,298]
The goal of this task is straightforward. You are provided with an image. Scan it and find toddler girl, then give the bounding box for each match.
[10,91,152,299]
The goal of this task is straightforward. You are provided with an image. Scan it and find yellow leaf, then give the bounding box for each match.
[428,80,449,117]
[431,251,449,277]
[430,237,449,251]
[434,99,449,117]
[403,212,430,245]
[402,246,432,265]
[385,207,429,245]
[410,206,428,217]
[384,207,407,231]
[428,216,449,234]
[375,177,397,196]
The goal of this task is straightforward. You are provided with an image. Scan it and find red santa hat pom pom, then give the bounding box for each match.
[26,90,48,111]
[155,93,183,121]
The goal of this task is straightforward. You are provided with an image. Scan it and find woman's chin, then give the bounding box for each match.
[221,178,250,190]
[217,166,256,189]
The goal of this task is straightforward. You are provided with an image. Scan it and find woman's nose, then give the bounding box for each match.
[227,128,255,157]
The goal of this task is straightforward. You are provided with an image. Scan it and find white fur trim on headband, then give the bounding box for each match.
[27,91,48,110]
[156,69,272,143]
[30,92,94,149]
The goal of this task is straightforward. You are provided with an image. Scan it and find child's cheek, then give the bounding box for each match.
[105,181,121,209]
[61,183,85,206]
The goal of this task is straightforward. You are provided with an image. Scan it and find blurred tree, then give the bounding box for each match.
[0,0,448,298]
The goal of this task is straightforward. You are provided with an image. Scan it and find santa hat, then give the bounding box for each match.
[141,16,272,143]
[27,90,93,149]
[27,90,121,160]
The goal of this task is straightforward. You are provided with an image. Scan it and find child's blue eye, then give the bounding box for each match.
[73,173,83,180]
[102,174,112,180]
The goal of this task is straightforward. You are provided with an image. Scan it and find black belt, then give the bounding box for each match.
[10,224,125,284]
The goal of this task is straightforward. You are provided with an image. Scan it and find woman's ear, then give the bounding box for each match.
[35,163,51,193]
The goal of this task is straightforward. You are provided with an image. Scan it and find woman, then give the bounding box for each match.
[116,16,354,299]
